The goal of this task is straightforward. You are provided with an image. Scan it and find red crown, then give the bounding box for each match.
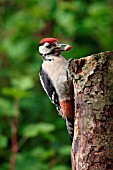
[39,38,58,45]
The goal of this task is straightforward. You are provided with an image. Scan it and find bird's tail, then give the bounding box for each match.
[65,117,74,143]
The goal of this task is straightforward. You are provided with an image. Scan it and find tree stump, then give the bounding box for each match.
[68,51,113,170]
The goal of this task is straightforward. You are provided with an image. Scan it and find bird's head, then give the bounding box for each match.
[39,38,72,60]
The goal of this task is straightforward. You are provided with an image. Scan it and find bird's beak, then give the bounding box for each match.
[57,43,72,52]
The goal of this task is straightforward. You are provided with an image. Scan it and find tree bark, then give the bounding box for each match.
[67,51,113,170]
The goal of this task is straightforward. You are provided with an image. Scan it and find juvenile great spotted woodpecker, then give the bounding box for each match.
[39,38,74,142]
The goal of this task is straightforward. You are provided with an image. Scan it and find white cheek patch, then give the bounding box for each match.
[39,46,50,54]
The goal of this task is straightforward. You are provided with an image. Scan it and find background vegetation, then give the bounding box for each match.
[0,0,113,170]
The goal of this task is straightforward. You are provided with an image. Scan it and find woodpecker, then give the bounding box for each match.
[39,38,74,142]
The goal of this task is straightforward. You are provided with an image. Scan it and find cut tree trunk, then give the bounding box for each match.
[67,51,113,170]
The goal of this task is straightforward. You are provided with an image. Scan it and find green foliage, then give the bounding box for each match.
[22,123,55,138]
[0,134,8,149]
[0,98,14,116]
[52,165,70,170]
[0,0,113,169]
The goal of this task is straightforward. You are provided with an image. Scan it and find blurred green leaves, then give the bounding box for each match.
[2,87,29,98]
[56,11,75,35]
[59,145,71,156]
[0,134,8,149]
[11,76,34,90]
[52,165,70,170]
[0,98,14,116]
[3,39,31,59]
[22,123,55,138]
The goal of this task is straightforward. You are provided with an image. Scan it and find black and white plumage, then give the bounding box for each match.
[39,38,74,142]
[40,67,61,112]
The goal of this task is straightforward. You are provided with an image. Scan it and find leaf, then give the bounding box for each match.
[22,123,55,138]
[3,39,31,59]
[2,87,29,98]
[59,145,71,156]
[11,76,34,90]
[0,134,8,148]
[31,147,45,157]
[0,98,14,116]
[16,152,48,170]
[39,149,55,161]
[55,11,75,35]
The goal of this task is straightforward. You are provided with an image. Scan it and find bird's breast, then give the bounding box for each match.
[42,59,73,101]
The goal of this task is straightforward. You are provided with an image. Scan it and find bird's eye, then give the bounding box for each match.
[46,44,51,48]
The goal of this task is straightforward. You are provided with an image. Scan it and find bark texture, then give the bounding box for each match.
[67,51,113,170]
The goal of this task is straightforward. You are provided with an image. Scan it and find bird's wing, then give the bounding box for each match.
[39,67,61,113]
